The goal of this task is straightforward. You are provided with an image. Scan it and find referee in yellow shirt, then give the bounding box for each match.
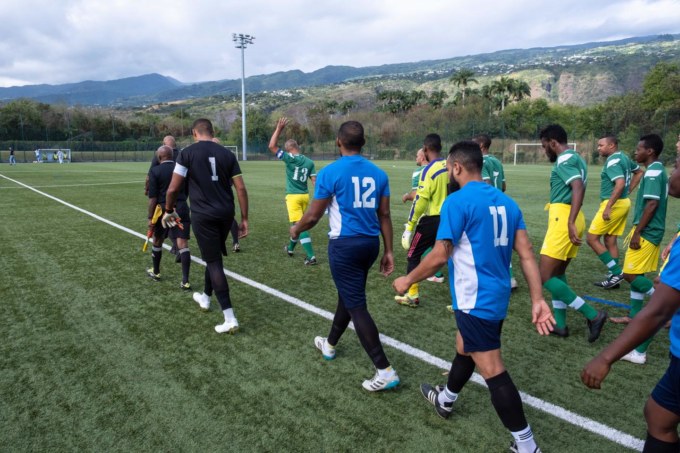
[396,134,449,307]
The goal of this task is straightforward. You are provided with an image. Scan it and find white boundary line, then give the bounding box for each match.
[0,180,144,189]
[0,172,644,452]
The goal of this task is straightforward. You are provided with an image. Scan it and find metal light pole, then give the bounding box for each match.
[233,33,255,161]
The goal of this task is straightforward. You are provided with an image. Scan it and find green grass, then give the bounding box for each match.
[2,160,679,452]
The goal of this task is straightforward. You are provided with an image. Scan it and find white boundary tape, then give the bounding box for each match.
[0,172,644,452]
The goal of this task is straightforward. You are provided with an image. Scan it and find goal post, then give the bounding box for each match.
[35,148,71,163]
[513,143,577,165]
[224,145,238,161]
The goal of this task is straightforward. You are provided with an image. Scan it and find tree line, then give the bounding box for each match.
[0,63,678,160]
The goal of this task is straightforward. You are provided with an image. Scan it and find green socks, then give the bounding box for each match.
[544,276,598,322]
[299,231,315,259]
[597,251,622,275]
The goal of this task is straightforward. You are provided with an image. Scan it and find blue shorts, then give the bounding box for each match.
[455,311,504,353]
[651,354,680,416]
[328,236,379,310]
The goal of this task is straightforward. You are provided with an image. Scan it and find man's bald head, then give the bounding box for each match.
[156,145,173,162]
[163,135,176,148]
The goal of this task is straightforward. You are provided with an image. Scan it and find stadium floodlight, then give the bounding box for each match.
[233,33,255,161]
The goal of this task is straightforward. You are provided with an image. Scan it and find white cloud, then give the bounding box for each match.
[0,0,678,87]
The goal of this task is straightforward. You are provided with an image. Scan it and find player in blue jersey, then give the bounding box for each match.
[290,120,398,392]
[582,156,680,453]
[393,141,554,453]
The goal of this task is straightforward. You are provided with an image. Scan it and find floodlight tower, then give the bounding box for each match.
[233,33,255,161]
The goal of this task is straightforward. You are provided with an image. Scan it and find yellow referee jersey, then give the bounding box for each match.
[407,158,448,227]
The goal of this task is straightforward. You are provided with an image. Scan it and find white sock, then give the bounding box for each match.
[377,366,395,379]
[646,287,655,297]
[223,308,236,322]
[438,387,458,405]
[511,425,537,453]
[568,296,585,310]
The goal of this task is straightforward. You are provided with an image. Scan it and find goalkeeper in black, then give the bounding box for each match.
[164,118,249,334]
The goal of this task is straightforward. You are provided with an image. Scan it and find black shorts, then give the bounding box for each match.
[152,202,191,240]
[455,310,504,353]
[406,215,440,271]
[651,354,680,416]
[192,213,234,262]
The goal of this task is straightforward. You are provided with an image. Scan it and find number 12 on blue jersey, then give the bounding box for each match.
[352,176,376,208]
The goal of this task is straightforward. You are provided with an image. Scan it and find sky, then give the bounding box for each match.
[0,0,679,88]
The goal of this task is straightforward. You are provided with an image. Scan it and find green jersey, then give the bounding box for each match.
[599,151,640,200]
[277,150,316,194]
[549,149,587,204]
[411,166,424,191]
[482,155,505,190]
[632,161,668,245]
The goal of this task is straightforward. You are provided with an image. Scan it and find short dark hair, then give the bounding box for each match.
[423,133,442,153]
[639,134,664,157]
[447,140,483,173]
[539,124,568,144]
[337,121,365,151]
[599,134,618,146]
[472,134,492,150]
[192,118,214,136]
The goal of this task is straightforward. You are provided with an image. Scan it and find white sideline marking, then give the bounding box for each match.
[0,180,144,189]
[0,172,644,452]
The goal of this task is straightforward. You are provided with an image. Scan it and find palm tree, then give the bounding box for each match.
[449,69,478,107]
[509,79,531,102]
[489,76,514,111]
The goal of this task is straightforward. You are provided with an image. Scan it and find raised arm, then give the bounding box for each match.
[268,117,289,154]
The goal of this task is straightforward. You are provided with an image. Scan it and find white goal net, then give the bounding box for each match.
[513,143,577,165]
[224,145,238,161]
[35,149,71,163]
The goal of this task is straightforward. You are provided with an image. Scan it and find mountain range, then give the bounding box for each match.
[0,33,678,107]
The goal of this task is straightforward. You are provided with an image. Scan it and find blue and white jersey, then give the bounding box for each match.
[437,181,526,320]
[314,154,390,239]
[659,238,680,358]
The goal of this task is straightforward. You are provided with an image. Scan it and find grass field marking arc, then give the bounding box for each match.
[0,172,645,452]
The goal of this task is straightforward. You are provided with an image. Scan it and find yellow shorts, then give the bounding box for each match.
[285,193,310,223]
[587,198,631,236]
[623,229,661,274]
[540,203,586,261]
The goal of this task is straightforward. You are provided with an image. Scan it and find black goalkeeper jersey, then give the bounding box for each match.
[175,140,242,219]
[148,160,186,205]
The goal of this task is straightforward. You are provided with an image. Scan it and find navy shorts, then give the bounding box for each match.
[328,236,379,310]
[192,213,234,263]
[454,311,504,353]
[651,354,680,416]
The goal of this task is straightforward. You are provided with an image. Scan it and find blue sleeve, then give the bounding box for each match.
[436,196,464,244]
[661,239,680,291]
[381,169,390,197]
[314,167,333,200]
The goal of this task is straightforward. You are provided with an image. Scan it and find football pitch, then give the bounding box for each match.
[2,160,680,452]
